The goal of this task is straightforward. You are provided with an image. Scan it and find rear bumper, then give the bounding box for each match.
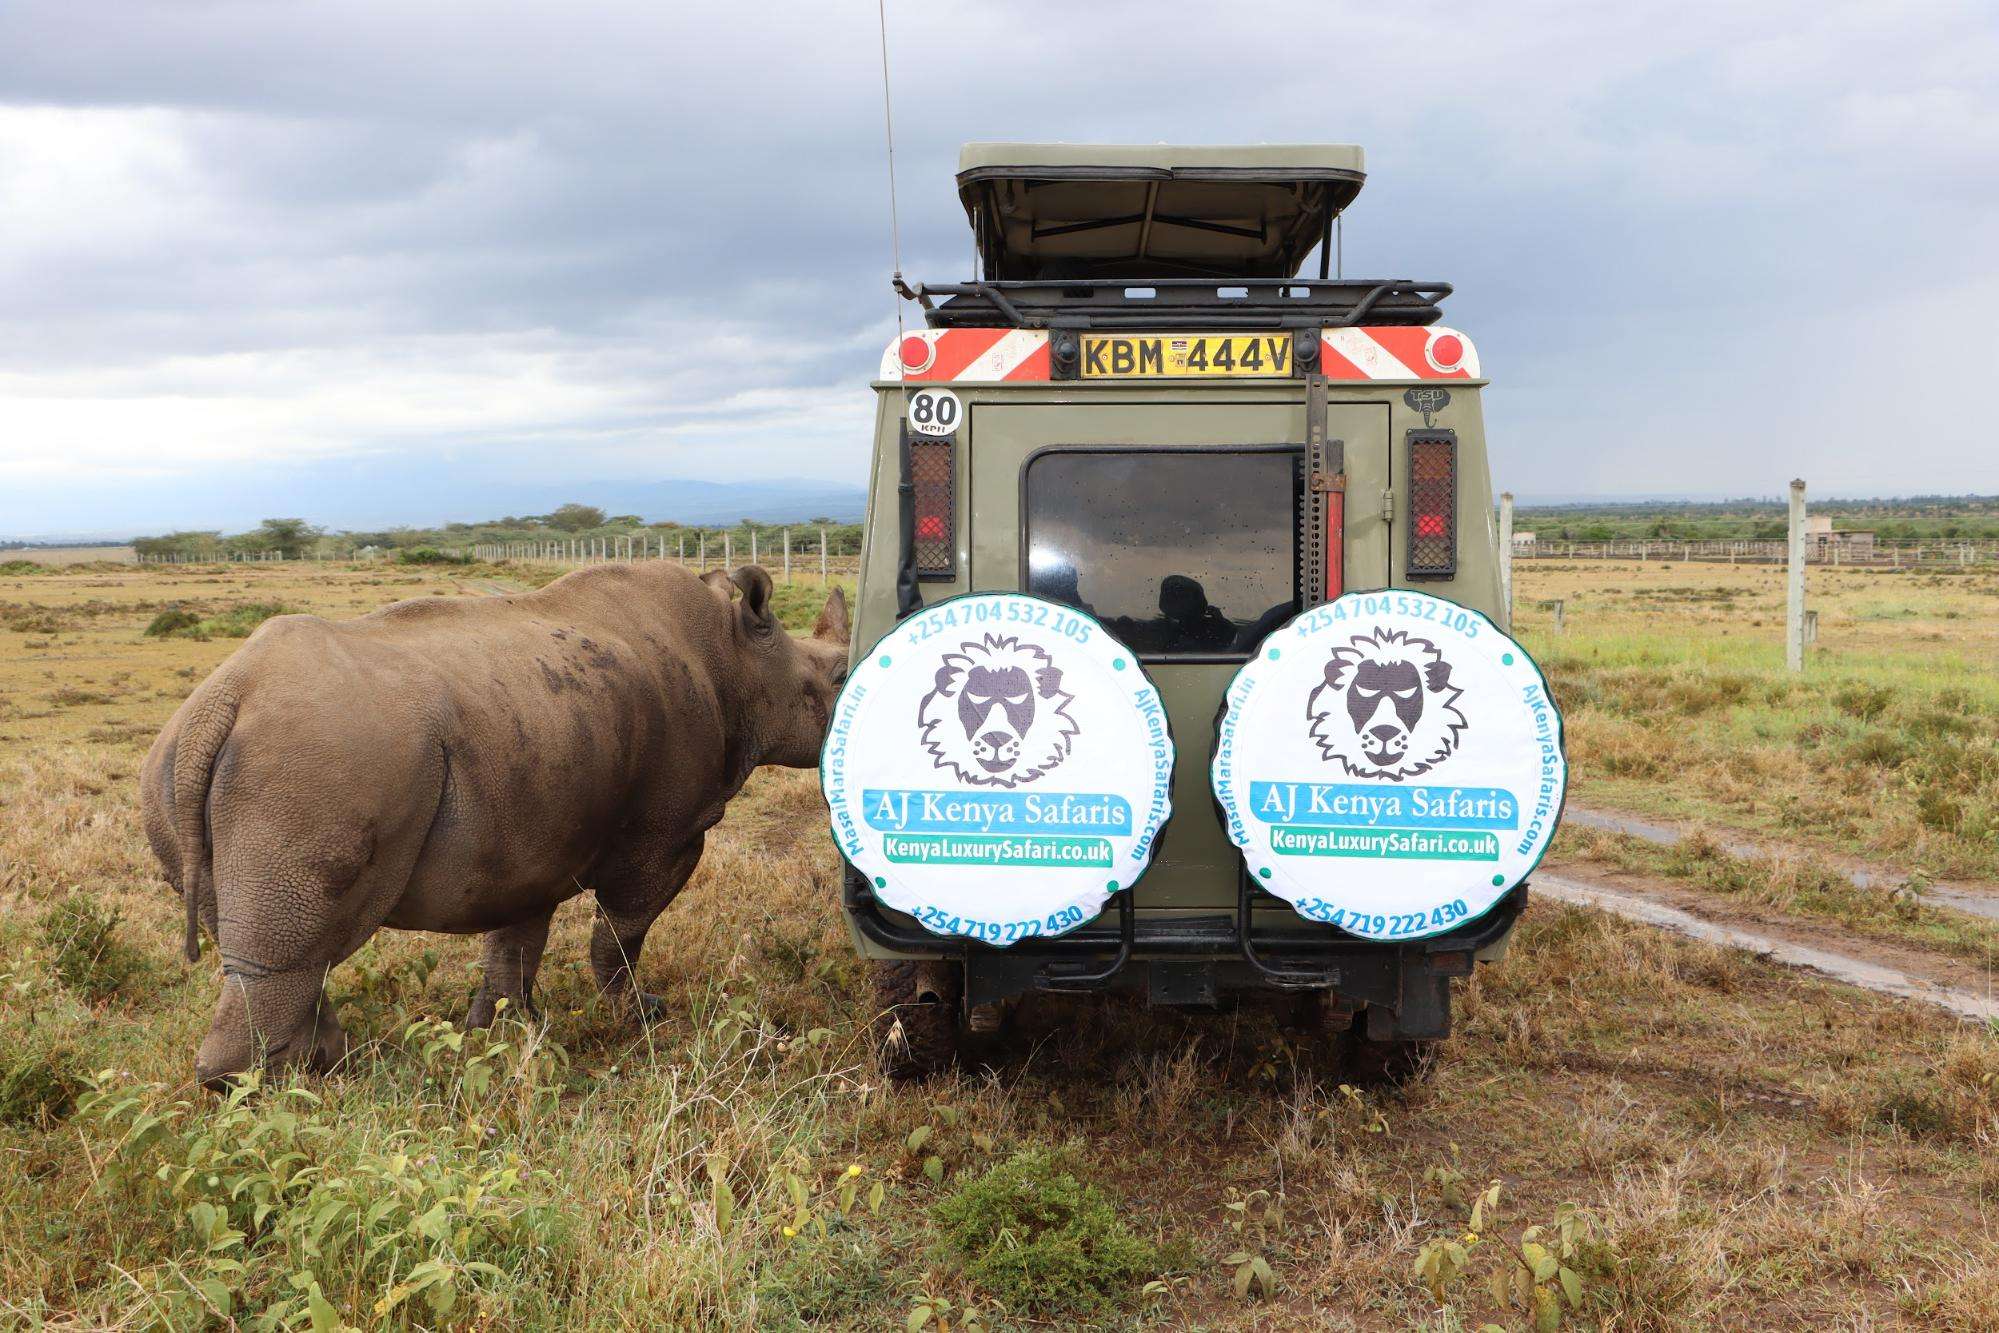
[842,864,1525,1031]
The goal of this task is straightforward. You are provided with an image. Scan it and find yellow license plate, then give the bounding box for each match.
[1080,333,1295,379]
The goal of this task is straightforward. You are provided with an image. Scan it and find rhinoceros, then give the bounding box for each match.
[139,562,849,1087]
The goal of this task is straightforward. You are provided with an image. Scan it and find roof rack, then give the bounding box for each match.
[904,277,1451,331]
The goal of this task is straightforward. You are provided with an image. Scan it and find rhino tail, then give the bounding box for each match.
[172,683,240,964]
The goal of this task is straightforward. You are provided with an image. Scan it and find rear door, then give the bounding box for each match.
[968,392,1390,909]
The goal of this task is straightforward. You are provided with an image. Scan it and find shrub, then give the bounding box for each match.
[143,606,203,637]
[932,1147,1157,1313]
[0,1033,84,1127]
[38,892,145,1003]
[75,1040,573,1327]
[396,546,473,566]
[202,601,294,636]
[0,558,47,575]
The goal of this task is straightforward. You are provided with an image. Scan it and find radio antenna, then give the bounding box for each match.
[876,0,909,398]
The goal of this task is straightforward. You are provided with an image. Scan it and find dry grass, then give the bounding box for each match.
[1,561,1997,1328]
[1517,560,1999,879]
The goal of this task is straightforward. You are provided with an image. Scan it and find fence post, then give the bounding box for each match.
[820,528,828,583]
[1787,478,1807,673]
[783,528,791,583]
[724,532,732,567]
[750,529,758,566]
[1497,492,1514,628]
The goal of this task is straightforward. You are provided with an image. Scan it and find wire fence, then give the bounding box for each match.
[1512,538,1999,568]
[465,529,858,583]
[138,530,863,584]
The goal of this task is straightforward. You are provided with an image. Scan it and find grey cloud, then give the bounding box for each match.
[1,0,1994,524]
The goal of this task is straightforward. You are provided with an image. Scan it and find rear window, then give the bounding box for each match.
[1024,448,1300,658]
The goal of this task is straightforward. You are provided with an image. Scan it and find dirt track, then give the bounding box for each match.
[1535,863,1999,1021]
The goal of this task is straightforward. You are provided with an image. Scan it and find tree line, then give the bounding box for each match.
[133,507,865,563]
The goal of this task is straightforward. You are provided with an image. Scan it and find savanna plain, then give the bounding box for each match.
[2,555,1996,1329]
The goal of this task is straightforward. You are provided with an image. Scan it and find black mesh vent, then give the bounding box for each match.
[1406,430,1457,579]
[911,438,955,577]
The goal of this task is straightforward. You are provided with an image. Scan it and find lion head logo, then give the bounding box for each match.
[918,634,1079,787]
[1305,628,1467,780]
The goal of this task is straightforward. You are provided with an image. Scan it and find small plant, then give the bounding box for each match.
[776,1157,885,1241]
[906,1290,988,1331]
[1413,1179,1501,1303]
[38,891,144,1002]
[1488,1205,1602,1330]
[932,1147,1157,1314]
[1220,1187,1284,1300]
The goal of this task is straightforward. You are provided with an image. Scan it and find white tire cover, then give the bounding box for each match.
[1212,590,1565,941]
[823,593,1175,945]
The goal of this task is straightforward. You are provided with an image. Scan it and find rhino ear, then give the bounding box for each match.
[814,587,851,644]
[700,569,734,604]
[730,565,775,632]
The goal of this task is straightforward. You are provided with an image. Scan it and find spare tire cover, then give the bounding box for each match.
[823,593,1175,945]
[1211,590,1565,941]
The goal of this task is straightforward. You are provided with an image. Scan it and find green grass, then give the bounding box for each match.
[1517,562,1999,878]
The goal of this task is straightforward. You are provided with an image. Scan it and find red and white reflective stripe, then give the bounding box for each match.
[1320,326,1479,381]
[880,328,1050,382]
[878,325,1478,382]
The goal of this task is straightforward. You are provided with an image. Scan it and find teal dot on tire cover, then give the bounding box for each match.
[1267,647,1281,660]
[1107,880,1119,891]
[878,655,891,667]
[1491,873,1505,886]
[1112,657,1125,671]
[874,876,886,888]
[1258,867,1272,879]
[1502,652,1514,665]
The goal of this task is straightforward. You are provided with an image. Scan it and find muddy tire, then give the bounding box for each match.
[871,960,961,1081]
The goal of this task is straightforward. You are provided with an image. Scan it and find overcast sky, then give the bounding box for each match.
[2,0,1994,534]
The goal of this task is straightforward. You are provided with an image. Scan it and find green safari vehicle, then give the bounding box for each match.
[842,144,1521,1077]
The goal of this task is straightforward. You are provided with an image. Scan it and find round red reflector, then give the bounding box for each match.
[899,335,934,372]
[1429,334,1464,371]
[917,515,946,540]
[1417,515,1446,538]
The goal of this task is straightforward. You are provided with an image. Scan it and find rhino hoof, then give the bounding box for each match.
[633,992,669,1025]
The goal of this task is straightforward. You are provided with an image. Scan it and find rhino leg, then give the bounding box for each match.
[467,912,553,1028]
[589,833,705,1022]
[198,965,350,1091]
[192,727,443,1089]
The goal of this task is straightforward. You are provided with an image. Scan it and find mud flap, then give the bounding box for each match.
[1367,964,1452,1041]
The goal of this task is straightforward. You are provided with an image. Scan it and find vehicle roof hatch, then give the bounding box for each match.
[956,143,1365,281]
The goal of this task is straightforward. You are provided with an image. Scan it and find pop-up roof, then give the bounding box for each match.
[956,143,1365,281]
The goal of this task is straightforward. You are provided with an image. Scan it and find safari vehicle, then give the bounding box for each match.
[844,144,1519,1076]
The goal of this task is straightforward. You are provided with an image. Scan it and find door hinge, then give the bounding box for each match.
[1381,488,1395,524]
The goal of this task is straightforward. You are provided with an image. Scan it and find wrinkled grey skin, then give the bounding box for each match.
[139,563,849,1088]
